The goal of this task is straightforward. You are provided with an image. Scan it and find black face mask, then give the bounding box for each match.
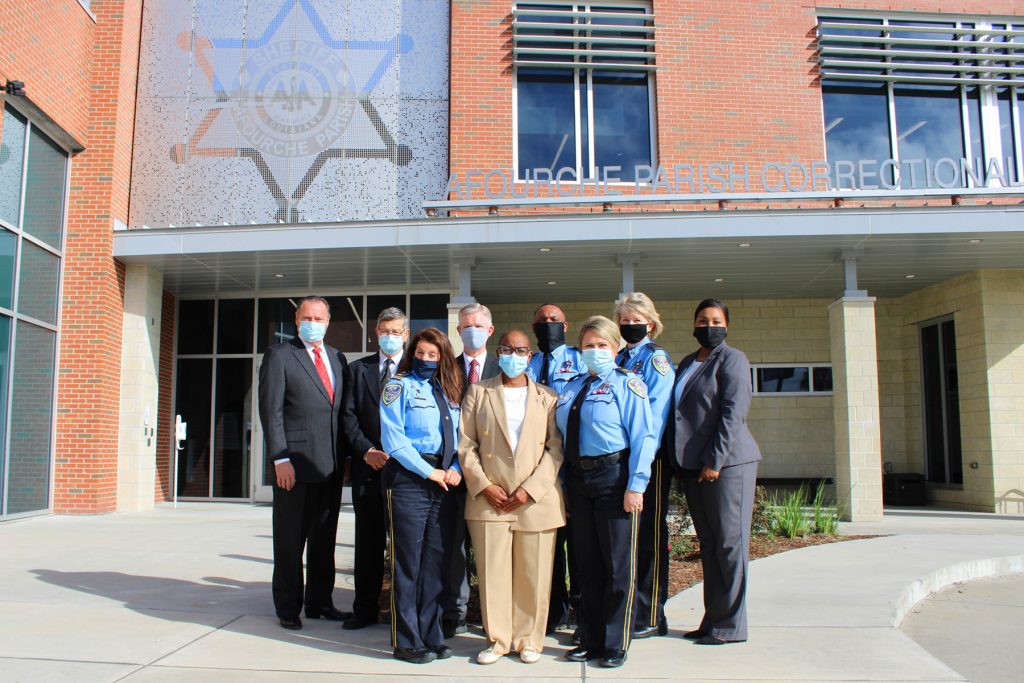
[410,358,438,380]
[619,323,649,345]
[532,322,566,353]
[693,326,727,350]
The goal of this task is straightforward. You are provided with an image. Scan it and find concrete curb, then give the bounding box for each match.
[892,553,1024,627]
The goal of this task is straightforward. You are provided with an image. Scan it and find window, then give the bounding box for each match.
[752,364,833,396]
[920,318,963,485]
[514,2,656,182]
[819,15,1024,188]
[0,104,69,518]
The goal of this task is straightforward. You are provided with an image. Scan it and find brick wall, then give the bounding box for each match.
[54,0,143,513]
[0,0,94,144]
[449,0,1024,212]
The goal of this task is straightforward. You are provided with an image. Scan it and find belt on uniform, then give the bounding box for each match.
[419,453,443,468]
[573,449,628,471]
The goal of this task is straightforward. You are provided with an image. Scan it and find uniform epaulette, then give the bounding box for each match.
[391,372,408,380]
[645,341,664,352]
[614,366,632,374]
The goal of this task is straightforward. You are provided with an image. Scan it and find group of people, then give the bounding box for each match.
[257,293,762,668]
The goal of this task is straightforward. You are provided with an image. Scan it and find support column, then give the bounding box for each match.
[828,296,883,521]
[117,264,163,512]
[617,254,639,300]
[449,257,476,353]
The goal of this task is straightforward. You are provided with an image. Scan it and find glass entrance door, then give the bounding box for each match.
[920,317,963,485]
[251,355,273,502]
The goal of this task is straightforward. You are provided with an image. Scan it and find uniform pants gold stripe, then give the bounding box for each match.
[386,488,397,648]
[618,507,634,651]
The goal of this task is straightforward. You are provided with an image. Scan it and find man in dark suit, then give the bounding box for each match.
[258,295,351,630]
[443,302,500,637]
[340,306,409,630]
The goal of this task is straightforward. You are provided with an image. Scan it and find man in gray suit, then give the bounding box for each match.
[443,302,501,636]
[258,295,351,630]
[664,298,761,645]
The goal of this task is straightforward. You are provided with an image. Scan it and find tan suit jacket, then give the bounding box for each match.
[459,375,566,532]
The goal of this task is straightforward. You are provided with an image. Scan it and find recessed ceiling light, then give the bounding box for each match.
[538,247,552,252]
[546,281,557,285]
[905,274,916,279]
[738,243,751,248]
[968,238,983,244]
[714,277,725,283]
[274,273,286,279]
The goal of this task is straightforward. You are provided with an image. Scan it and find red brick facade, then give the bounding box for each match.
[450,0,1024,207]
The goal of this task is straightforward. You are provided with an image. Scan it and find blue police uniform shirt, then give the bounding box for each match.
[554,368,656,493]
[527,343,586,395]
[616,338,674,441]
[379,373,461,479]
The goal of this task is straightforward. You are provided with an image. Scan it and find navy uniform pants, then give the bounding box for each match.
[383,462,456,651]
[633,458,672,630]
[567,459,640,654]
[547,524,581,630]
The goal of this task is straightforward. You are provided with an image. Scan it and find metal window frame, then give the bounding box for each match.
[170,289,448,502]
[750,363,834,397]
[511,2,656,68]
[0,99,71,520]
[916,314,962,488]
[821,14,1024,190]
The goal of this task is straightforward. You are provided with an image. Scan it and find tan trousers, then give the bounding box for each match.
[468,521,557,654]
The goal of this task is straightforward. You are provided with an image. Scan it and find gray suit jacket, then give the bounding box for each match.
[258,337,349,483]
[664,343,761,472]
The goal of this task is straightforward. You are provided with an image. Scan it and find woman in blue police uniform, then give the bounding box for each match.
[613,292,674,640]
[379,327,464,664]
[555,315,656,669]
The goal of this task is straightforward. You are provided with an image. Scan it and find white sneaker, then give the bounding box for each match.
[477,647,502,665]
[519,647,541,664]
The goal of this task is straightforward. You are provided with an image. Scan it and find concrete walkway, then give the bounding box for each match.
[0,503,1021,682]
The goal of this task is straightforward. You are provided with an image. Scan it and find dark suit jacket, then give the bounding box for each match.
[342,353,390,484]
[258,337,349,483]
[456,352,500,399]
[662,343,762,473]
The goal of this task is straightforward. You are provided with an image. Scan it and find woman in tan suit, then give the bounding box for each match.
[459,329,566,665]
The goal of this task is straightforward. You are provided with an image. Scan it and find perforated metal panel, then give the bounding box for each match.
[130,0,449,227]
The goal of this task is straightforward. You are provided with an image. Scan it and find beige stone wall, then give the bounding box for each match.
[487,297,836,480]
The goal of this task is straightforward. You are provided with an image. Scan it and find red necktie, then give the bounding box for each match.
[312,346,335,404]
[469,358,480,385]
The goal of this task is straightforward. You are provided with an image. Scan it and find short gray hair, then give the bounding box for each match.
[458,302,492,325]
[376,307,408,328]
[295,296,331,317]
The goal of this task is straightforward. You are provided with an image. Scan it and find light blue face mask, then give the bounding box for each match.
[298,320,327,344]
[582,348,616,375]
[460,326,490,351]
[378,334,404,356]
[498,352,529,379]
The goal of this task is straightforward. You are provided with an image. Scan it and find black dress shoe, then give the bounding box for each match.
[431,644,453,660]
[632,624,659,639]
[305,606,352,621]
[278,616,302,630]
[600,649,627,668]
[564,646,599,662]
[342,614,379,630]
[683,628,708,640]
[441,619,468,639]
[695,634,734,645]
[393,647,438,664]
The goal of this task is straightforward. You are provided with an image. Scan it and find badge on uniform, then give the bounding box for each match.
[559,360,575,373]
[632,359,644,373]
[382,382,403,406]
[627,378,648,398]
[592,382,613,395]
[652,355,671,376]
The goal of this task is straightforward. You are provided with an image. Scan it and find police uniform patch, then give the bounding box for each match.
[652,355,671,376]
[382,382,403,406]
[627,378,648,398]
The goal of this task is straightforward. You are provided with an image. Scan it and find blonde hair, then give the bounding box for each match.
[577,315,621,348]
[613,292,664,340]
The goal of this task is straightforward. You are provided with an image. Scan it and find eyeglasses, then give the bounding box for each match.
[496,345,531,357]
